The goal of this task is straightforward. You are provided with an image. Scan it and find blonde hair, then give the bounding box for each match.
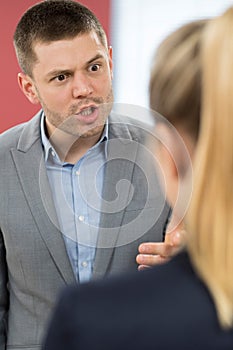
[149,20,207,142]
[187,7,233,328]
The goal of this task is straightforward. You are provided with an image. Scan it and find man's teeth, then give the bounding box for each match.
[80,107,94,116]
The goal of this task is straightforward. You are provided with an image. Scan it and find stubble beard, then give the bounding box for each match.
[42,90,114,139]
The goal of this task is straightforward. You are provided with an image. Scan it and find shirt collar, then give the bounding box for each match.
[40,113,109,163]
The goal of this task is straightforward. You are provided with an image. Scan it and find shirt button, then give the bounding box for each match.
[51,150,55,157]
[78,215,85,222]
[75,170,80,176]
[81,261,88,268]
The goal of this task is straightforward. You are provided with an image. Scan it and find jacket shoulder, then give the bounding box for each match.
[108,114,154,143]
[0,111,42,155]
[0,122,27,151]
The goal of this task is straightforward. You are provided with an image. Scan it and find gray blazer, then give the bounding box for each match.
[0,111,170,350]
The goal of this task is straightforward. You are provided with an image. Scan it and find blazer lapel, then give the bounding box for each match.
[93,118,139,278]
[11,112,75,284]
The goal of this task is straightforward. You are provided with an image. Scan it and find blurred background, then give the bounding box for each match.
[1,0,233,132]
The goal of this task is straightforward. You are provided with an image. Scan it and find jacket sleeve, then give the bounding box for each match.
[0,229,9,350]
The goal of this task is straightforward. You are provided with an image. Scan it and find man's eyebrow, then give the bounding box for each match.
[45,54,106,78]
[46,69,70,79]
[87,53,105,64]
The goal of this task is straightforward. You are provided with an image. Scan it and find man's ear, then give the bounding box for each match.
[17,73,40,105]
[108,46,113,80]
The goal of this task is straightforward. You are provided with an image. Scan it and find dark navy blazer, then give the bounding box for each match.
[43,251,233,350]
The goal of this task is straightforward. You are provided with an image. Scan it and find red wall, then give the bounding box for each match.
[0,0,111,133]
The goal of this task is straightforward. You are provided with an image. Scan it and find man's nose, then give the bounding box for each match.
[72,72,93,98]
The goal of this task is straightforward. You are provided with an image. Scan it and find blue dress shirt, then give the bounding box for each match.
[40,115,108,283]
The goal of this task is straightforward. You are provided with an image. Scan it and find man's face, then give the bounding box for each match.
[26,31,113,139]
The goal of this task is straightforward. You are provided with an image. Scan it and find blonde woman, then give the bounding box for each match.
[137,19,205,268]
[43,11,233,350]
[187,7,233,329]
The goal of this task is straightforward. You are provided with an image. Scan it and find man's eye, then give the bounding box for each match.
[56,74,66,81]
[90,64,100,72]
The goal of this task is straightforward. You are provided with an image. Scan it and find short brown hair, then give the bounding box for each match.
[13,0,108,77]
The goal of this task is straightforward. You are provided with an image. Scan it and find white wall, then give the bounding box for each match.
[111,0,233,124]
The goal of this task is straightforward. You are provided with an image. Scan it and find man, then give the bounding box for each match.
[0,1,170,349]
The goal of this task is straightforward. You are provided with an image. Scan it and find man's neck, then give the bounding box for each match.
[44,121,104,164]
[51,132,103,164]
